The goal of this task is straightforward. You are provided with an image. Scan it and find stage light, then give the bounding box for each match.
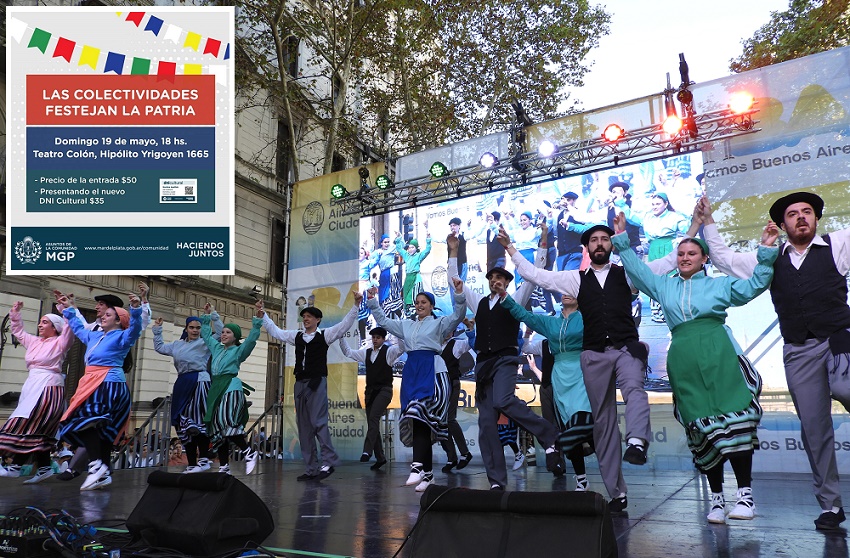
[375,174,393,190]
[430,161,449,178]
[729,91,755,114]
[538,140,557,158]
[662,114,683,136]
[602,124,625,143]
[479,152,499,168]
[358,166,370,180]
[330,184,348,199]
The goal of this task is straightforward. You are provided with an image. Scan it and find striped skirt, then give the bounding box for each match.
[677,355,763,472]
[556,411,595,456]
[175,379,210,444]
[58,381,131,448]
[497,417,518,447]
[0,385,65,455]
[208,389,246,451]
[398,371,451,447]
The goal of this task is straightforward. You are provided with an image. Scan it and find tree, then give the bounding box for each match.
[730,0,850,73]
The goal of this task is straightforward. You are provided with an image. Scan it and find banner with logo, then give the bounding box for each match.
[6,6,234,274]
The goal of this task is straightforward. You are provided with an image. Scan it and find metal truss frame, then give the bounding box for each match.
[331,107,758,217]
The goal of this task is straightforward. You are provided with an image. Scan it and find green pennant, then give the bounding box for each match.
[27,28,51,54]
[130,57,151,75]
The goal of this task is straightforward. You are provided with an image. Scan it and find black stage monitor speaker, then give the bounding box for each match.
[410,486,617,558]
[127,471,274,557]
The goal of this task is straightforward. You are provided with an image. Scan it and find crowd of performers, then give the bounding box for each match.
[1,190,850,532]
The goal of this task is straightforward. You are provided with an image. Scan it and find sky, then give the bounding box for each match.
[565,0,791,111]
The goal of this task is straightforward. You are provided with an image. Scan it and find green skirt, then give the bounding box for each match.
[647,236,674,262]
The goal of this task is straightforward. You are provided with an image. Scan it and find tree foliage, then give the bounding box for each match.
[730,0,850,73]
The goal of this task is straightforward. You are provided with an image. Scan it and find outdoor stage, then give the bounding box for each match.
[0,459,845,558]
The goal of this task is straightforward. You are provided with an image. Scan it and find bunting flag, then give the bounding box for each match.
[53,37,75,62]
[203,38,221,57]
[79,45,100,70]
[224,44,230,60]
[131,57,151,75]
[209,65,228,87]
[125,12,145,27]
[157,61,177,82]
[163,24,182,44]
[184,31,202,51]
[117,12,230,60]
[104,52,126,74]
[8,17,27,43]
[144,15,164,35]
[184,63,202,75]
[28,28,51,54]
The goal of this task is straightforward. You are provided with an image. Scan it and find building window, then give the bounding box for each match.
[270,218,286,284]
[276,120,293,183]
[285,37,300,79]
[331,152,346,173]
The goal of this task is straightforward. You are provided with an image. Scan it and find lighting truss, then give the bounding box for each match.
[331,106,758,217]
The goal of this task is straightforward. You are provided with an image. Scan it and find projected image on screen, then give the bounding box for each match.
[358,152,705,383]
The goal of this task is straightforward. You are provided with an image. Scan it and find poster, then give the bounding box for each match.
[6,6,234,274]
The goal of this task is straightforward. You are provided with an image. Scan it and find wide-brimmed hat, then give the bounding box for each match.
[580,225,615,246]
[609,181,629,192]
[769,192,824,225]
[485,267,514,282]
[94,294,124,308]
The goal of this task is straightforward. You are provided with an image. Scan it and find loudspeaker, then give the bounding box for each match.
[127,471,274,556]
[410,486,617,558]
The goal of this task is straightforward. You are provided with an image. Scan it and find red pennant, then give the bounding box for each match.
[126,12,145,27]
[53,37,76,62]
[203,38,221,57]
[156,60,177,82]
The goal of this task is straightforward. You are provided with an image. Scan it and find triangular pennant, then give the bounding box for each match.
[145,15,164,35]
[8,17,27,44]
[27,28,51,54]
[131,57,151,75]
[224,43,230,60]
[105,52,126,74]
[183,31,201,51]
[79,45,100,70]
[203,38,221,57]
[53,37,76,62]
[126,12,145,27]
[163,24,182,44]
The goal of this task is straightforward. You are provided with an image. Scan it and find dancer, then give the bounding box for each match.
[0,301,74,483]
[152,303,223,473]
[447,235,560,491]
[502,292,595,492]
[57,293,144,491]
[438,324,474,473]
[394,228,432,313]
[699,193,850,530]
[523,338,567,477]
[497,414,524,470]
[339,326,405,470]
[258,297,360,481]
[369,235,397,303]
[200,310,262,475]
[612,212,778,523]
[366,282,466,492]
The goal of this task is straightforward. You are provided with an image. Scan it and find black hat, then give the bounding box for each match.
[769,192,824,225]
[609,181,629,192]
[300,306,323,319]
[580,224,615,246]
[562,191,579,200]
[94,294,124,308]
[449,217,462,226]
[369,327,388,338]
[485,267,514,282]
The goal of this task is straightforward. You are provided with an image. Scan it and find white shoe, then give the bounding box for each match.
[183,465,201,474]
[0,465,21,478]
[415,472,433,492]
[405,463,423,486]
[707,493,726,524]
[197,458,211,471]
[244,450,259,475]
[728,487,755,520]
[219,464,231,475]
[574,474,588,492]
[512,452,525,471]
[86,473,112,491]
[80,460,109,491]
[23,466,54,485]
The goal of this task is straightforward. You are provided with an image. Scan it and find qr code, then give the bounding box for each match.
[185,186,194,195]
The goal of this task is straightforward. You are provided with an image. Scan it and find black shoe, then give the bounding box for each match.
[370,459,387,471]
[57,470,81,481]
[296,473,317,482]
[360,453,371,463]
[608,496,628,514]
[552,464,566,478]
[317,466,335,480]
[545,448,561,472]
[623,443,647,465]
[441,462,457,473]
[456,453,472,470]
[815,508,847,531]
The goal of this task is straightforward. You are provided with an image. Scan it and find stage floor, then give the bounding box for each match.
[0,459,846,558]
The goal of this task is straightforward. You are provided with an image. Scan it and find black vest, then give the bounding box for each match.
[294,331,329,380]
[540,339,554,388]
[770,236,850,344]
[486,228,506,264]
[365,344,394,388]
[457,234,468,267]
[441,339,462,381]
[577,265,638,351]
[474,297,520,357]
[556,211,584,255]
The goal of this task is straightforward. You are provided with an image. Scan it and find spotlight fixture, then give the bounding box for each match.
[602,124,625,143]
[330,183,348,199]
[375,174,393,190]
[510,99,534,127]
[662,114,683,136]
[538,140,558,158]
[729,91,755,114]
[510,152,527,173]
[429,161,449,179]
[479,152,499,168]
[358,166,370,180]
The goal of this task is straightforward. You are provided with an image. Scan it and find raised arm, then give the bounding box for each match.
[256,300,297,345]
[500,293,548,335]
[612,232,665,301]
[365,290,406,339]
[436,281,468,339]
[729,244,779,307]
[8,302,38,349]
[151,318,175,356]
[323,296,362,344]
[500,227,580,296]
[339,337,368,364]
[236,316,264,363]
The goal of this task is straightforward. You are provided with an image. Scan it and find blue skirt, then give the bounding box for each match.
[400,350,437,410]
